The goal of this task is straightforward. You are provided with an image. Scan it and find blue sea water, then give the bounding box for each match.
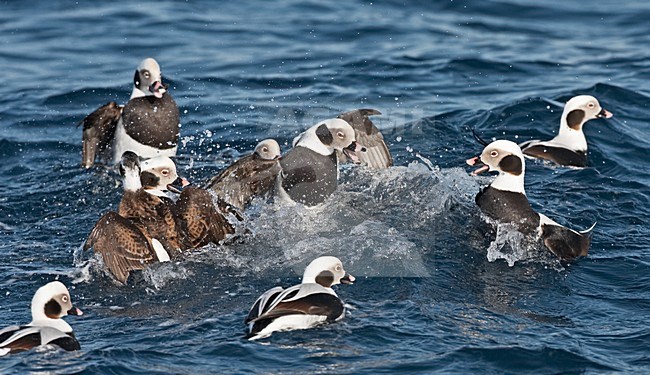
[1,0,649,373]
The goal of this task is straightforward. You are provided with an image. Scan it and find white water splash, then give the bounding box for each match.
[485,222,547,267]
[142,262,193,290]
[74,160,545,286]
[238,162,483,278]
[70,261,93,285]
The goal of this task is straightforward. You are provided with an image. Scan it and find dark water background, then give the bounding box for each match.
[1,0,649,373]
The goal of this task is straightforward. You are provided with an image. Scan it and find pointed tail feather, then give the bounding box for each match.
[580,222,597,235]
[470,127,489,146]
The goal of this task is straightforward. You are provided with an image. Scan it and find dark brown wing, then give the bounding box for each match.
[150,196,183,256]
[251,293,344,323]
[338,108,393,169]
[215,198,246,223]
[173,187,236,249]
[118,190,183,255]
[49,335,81,351]
[84,211,156,284]
[80,101,122,168]
[0,331,41,354]
[205,154,281,210]
[521,143,587,167]
[118,190,160,219]
[541,223,591,260]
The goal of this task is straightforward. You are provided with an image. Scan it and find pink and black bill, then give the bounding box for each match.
[466,155,489,176]
[167,176,191,194]
[342,141,367,164]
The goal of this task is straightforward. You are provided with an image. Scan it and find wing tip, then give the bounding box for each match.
[339,108,382,118]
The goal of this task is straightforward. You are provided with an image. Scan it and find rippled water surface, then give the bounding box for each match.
[1,0,649,373]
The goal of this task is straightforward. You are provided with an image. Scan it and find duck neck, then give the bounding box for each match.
[552,114,588,151]
[296,129,334,156]
[130,87,148,99]
[30,308,73,333]
[490,171,526,195]
[301,266,320,284]
[301,275,316,284]
[122,169,142,192]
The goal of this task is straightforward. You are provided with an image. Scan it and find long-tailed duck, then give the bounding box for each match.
[519,95,613,167]
[139,155,242,248]
[245,256,354,340]
[140,155,189,200]
[279,119,366,206]
[0,281,82,356]
[80,58,180,168]
[84,152,177,284]
[337,109,393,169]
[116,152,183,256]
[205,139,282,210]
[467,140,595,260]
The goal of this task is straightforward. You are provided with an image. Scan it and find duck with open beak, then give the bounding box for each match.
[466,140,595,261]
[466,155,490,176]
[340,273,356,284]
[342,141,367,164]
[149,80,167,99]
[167,176,191,194]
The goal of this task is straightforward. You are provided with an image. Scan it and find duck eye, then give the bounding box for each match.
[62,295,68,303]
[337,131,345,139]
[335,265,342,271]
[161,169,169,176]
[587,102,595,108]
[490,150,499,157]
